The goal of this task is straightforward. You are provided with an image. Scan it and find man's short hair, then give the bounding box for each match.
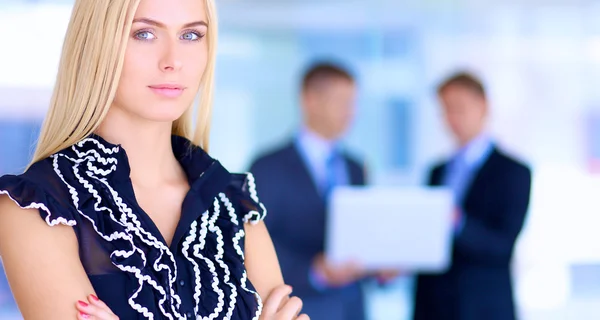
[302,62,354,92]
[437,72,486,98]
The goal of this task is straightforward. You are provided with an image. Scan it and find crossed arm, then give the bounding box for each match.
[0,194,307,320]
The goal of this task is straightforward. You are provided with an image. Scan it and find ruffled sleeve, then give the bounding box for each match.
[0,174,78,227]
[228,173,267,225]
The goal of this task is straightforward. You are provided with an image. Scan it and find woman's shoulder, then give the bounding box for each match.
[1,153,64,194]
[173,133,268,226]
[0,155,79,228]
[225,172,267,225]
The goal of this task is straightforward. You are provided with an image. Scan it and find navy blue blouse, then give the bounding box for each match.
[0,134,267,319]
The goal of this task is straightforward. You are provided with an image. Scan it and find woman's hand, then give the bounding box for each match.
[75,294,119,320]
[260,284,309,320]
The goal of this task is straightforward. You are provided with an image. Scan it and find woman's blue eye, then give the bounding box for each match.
[181,32,201,41]
[135,31,156,41]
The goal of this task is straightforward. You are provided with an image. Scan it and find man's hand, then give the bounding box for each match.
[312,253,367,288]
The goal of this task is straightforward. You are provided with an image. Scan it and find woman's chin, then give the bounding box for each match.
[137,105,190,123]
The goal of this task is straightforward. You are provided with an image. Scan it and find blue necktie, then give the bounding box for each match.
[323,150,341,199]
[447,153,470,204]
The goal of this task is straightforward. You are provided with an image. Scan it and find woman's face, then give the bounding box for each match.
[112,0,209,123]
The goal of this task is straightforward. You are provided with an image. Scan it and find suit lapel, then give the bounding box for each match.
[460,147,499,207]
[285,141,325,203]
[344,156,363,186]
[286,139,364,198]
[432,164,446,186]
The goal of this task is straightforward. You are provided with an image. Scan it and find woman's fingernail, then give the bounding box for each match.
[78,300,89,307]
[90,294,99,301]
[79,311,90,319]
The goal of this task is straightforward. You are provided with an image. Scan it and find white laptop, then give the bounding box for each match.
[325,186,454,273]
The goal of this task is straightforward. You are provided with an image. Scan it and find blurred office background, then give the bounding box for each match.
[2,0,600,319]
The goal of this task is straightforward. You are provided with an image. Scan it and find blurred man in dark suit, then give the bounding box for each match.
[249,62,370,320]
[413,72,532,320]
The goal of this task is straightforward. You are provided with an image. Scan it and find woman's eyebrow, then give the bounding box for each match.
[132,18,208,29]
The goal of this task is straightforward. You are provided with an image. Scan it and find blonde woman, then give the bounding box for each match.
[0,0,308,319]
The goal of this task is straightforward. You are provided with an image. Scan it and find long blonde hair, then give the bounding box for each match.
[30,0,218,165]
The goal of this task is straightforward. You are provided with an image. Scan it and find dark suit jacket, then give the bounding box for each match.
[413,147,532,320]
[249,141,366,320]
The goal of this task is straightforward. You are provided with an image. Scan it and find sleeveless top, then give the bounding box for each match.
[0,134,267,320]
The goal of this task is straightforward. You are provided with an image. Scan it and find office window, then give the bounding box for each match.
[0,119,41,175]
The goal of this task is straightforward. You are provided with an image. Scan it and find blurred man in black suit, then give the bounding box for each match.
[413,72,532,320]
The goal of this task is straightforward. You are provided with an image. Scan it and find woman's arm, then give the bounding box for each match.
[0,195,96,319]
[244,221,284,299]
[245,221,309,320]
